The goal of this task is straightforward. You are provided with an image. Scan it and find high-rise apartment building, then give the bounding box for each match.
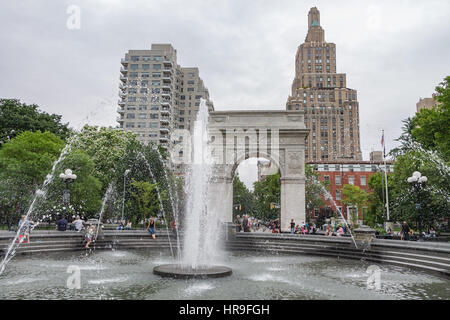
[117,44,213,151]
[286,7,362,161]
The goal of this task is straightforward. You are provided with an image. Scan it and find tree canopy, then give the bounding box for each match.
[0,99,70,144]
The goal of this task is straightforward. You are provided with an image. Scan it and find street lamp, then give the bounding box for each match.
[407,171,427,242]
[121,169,131,221]
[59,169,77,204]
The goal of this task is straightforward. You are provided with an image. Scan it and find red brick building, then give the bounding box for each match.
[307,159,394,222]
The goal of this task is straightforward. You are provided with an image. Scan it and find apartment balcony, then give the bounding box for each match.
[121,58,128,65]
[162,77,172,82]
[160,142,169,149]
[159,126,170,133]
[120,75,127,82]
[119,83,127,90]
[161,107,171,114]
[161,92,171,98]
[161,100,171,106]
[163,68,172,74]
[159,135,169,142]
[117,107,125,114]
[118,99,125,106]
[120,67,128,74]
[162,84,172,89]
[118,91,126,98]
[160,117,170,123]
[163,60,173,67]
[116,117,124,123]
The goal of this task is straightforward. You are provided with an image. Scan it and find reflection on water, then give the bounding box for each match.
[0,249,448,300]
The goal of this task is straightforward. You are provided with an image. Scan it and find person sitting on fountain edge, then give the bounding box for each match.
[56,215,68,231]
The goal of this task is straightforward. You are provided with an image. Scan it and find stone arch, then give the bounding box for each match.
[207,110,309,232]
[229,151,284,180]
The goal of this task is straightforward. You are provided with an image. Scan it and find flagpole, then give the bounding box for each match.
[382,130,390,222]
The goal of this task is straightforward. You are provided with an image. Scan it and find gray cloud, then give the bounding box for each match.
[1,0,449,162]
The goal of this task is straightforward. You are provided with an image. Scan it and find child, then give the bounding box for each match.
[85,225,95,249]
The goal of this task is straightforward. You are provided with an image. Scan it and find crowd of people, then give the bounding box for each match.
[14,214,440,250]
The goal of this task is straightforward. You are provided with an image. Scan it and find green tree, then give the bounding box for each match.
[342,184,368,227]
[0,99,70,144]
[233,174,255,219]
[127,179,165,225]
[0,131,64,228]
[411,76,450,161]
[305,164,328,215]
[40,149,103,219]
[71,125,142,192]
[389,150,449,230]
[367,173,394,227]
[253,172,281,221]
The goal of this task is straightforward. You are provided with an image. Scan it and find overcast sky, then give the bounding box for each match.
[1,0,449,189]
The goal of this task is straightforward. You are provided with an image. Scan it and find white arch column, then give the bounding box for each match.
[208,165,234,223]
[281,177,306,232]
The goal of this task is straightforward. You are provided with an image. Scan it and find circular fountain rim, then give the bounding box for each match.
[153,264,232,279]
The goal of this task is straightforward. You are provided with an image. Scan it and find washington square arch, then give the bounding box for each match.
[204,110,309,232]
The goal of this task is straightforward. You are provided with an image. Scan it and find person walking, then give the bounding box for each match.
[235,215,242,232]
[147,217,156,239]
[290,219,295,234]
[401,221,410,241]
[242,215,249,232]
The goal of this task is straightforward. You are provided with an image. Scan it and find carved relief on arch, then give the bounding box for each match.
[287,150,304,174]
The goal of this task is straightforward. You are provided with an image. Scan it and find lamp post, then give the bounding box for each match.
[59,169,77,205]
[121,169,131,222]
[407,171,427,242]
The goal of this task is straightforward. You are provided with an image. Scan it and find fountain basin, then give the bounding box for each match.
[153,264,232,279]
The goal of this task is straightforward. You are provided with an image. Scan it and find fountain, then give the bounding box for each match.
[153,99,232,279]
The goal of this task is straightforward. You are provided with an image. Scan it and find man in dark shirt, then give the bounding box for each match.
[56,215,68,231]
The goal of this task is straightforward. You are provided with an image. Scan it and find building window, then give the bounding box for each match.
[360,176,366,186]
[335,175,341,185]
[153,64,161,70]
[131,56,139,62]
[336,190,341,201]
[125,122,135,128]
[149,122,158,128]
[348,176,354,185]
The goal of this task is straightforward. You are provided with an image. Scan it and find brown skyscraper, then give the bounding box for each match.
[286,7,362,161]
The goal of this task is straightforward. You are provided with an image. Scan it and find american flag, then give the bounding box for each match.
[381,130,386,158]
